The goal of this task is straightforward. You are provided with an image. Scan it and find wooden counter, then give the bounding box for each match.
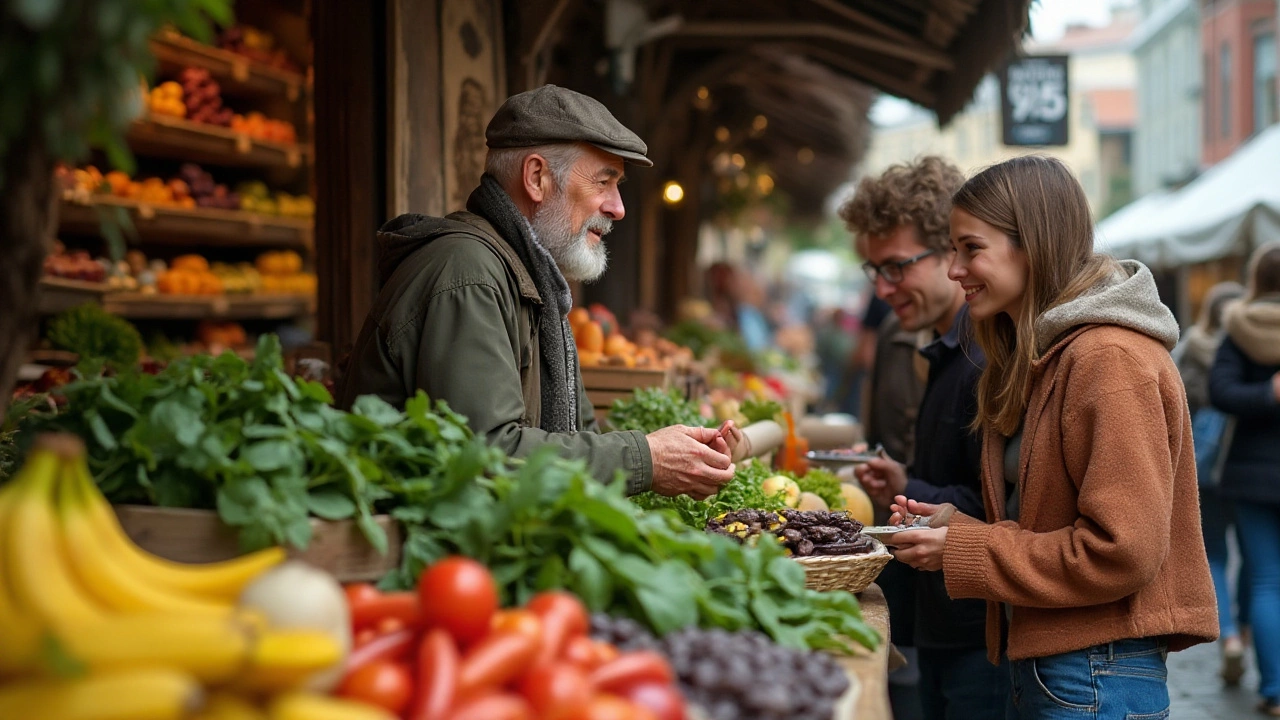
[836,583,892,720]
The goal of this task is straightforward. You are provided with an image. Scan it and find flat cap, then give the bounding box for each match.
[486,84,652,167]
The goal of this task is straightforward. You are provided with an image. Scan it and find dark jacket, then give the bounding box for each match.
[335,210,652,493]
[903,304,988,650]
[862,314,928,465]
[1208,296,1280,505]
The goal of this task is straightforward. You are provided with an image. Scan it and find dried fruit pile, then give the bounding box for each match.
[705,509,875,557]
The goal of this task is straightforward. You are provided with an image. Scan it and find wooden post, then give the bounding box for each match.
[313,0,383,357]
[387,0,445,218]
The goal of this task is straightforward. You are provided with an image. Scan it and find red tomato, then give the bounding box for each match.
[458,630,540,697]
[622,683,685,720]
[450,692,533,720]
[518,662,593,720]
[353,628,377,649]
[561,635,599,669]
[418,557,498,645]
[593,641,620,665]
[345,628,416,673]
[526,591,589,666]
[492,609,543,640]
[407,629,459,720]
[348,590,419,631]
[577,694,646,720]
[345,582,382,608]
[337,660,413,714]
[590,652,674,695]
[377,616,406,635]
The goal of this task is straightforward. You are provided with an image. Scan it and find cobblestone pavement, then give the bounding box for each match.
[1170,640,1261,719]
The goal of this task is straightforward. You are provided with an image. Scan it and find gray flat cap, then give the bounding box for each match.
[486,85,652,167]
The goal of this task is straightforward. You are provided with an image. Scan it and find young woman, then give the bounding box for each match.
[1176,281,1249,687]
[888,156,1218,720]
[1208,242,1280,716]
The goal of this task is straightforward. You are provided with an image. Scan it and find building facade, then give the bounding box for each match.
[1200,0,1278,165]
[1133,0,1203,195]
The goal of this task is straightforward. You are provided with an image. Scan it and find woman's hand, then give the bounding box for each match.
[891,527,948,571]
[889,496,942,527]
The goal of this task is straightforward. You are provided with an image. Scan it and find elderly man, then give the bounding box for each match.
[337,85,738,498]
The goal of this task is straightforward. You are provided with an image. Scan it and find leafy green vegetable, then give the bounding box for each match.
[16,335,493,553]
[47,304,143,370]
[383,448,878,653]
[740,397,782,424]
[796,468,846,510]
[631,459,788,528]
[605,387,709,434]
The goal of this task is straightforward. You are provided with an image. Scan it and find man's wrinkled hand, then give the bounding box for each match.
[646,425,736,499]
[853,456,908,510]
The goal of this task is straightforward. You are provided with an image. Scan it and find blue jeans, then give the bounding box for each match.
[1202,487,1250,637]
[1007,639,1169,720]
[1236,502,1280,701]
[918,646,1011,720]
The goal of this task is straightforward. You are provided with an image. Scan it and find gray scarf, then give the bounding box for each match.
[468,175,579,432]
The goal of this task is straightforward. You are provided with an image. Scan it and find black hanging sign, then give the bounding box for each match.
[1000,54,1070,146]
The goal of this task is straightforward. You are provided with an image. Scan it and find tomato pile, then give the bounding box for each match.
[339,557,686,720]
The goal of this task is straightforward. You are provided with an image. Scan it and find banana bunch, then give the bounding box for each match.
[0,436,392,720]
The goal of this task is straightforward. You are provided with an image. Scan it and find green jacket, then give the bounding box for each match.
[335,211,653,494]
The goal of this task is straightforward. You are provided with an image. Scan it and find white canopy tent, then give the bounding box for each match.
[1096,124,1280,268]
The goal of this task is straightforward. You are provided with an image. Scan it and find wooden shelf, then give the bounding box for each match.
[60,197,313,249]
[38,277,111,315]
[127,114,310,170]
[103,293,314,320]
[150,30,307,101]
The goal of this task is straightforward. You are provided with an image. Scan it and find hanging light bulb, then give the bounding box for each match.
[662,180,685,205]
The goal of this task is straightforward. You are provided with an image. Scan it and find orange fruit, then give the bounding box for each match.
[568,307,590,329]
[578,350,603,367]
[577,321,604,354]
[604,334,631,357]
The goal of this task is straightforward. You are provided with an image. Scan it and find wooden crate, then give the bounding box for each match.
[114,505,401,583]
[581,365,673,427]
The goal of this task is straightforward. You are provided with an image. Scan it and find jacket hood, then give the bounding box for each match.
[376,213,476,284]
[1225,295,1280,365]
[1181,325,1220,368]
[1035,259,1180,355]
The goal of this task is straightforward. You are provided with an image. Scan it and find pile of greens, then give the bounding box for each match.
[385,448,876,653]
[47,304,144,370]
[796,468,846,510]
[9,336,878,653]
[740,397,783,424]
[605,387,709,433]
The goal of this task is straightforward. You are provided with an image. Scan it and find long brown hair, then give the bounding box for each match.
[952,156,1118,436]
[1245,241,1280,300]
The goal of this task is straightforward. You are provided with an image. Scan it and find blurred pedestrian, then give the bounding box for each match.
[1208,241,1280,716]
[1176,280,1249,686]
[890,156,1218,720]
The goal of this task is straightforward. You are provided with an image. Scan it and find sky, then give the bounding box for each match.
[869,0,1120,125]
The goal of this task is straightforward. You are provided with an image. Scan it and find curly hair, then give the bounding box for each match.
[839,156,965,253]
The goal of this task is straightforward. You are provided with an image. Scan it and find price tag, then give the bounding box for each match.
[232,59,250,82]
[286,148,302,168]
[137,204,156,220]
[235,133,252,154]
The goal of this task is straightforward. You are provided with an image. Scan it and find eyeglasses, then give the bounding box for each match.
[862,249,938,284]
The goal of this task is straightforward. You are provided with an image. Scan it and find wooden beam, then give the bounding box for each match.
[805,0,921,47]
[778,43,937,107]
[671,20,954,70]
[523,0,577,88]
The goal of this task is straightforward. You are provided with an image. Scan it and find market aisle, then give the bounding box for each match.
[1169,639,1259,719]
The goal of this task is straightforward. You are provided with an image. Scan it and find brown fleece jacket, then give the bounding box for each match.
[942,265,1218,664]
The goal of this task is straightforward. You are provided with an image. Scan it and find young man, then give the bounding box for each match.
[338,85,739,498]
[842,157,1009,719]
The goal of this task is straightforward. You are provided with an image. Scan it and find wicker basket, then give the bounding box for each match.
[794,537,893,593]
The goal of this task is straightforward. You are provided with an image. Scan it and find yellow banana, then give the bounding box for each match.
[68,460,286,601]
[57,611,256,684]
[57,465,233,617]
[267,693,398,720]
[0,667,204,720]
[234,629,344,692]
[194,693,267,720]
[5,444,106,631]
[0,481,42,675]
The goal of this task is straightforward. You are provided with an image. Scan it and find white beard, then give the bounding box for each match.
[531,189,611,282]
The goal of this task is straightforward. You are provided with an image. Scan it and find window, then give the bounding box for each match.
[1255,32,1278,134]
[1221,43,1232,139]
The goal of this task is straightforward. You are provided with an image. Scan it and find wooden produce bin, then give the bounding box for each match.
[114,505,401,583]
[581,365,674,426]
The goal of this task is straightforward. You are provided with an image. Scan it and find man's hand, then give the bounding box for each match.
[647,425,736,499]
[853,456,909,510]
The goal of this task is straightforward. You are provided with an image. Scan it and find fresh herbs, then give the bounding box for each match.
[46,304,144,370]
[384,449,877,653]
[796,468,846,511]
[739,397,782,424]
[15,335,490,553]
[605,387,709,434]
